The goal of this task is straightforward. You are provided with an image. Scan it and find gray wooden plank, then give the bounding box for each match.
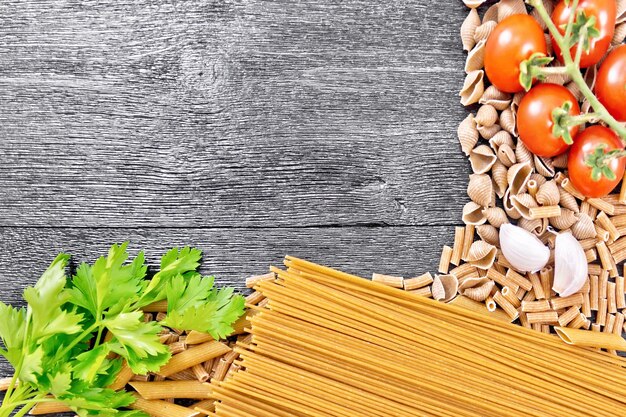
[0,225,453,303]
[0,0,471,228]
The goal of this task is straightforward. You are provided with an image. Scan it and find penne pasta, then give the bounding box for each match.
[582,293,591,318]
[109,360,134,391]
[438,245,453,274]
[129,380,213,400]
[29,401,72,415]
[558,306,581,327]
[451,226,466,266]
[462,224,476,260]
[129,393,203,417]
[409,286,433,298]
[142,299,168,313]
[521,299,551,313]
[608,282,617,314]
[372,273,404,288]
[597,298,608,326]
[528,272,545,300]
[554,327,626,351]
[597,211,620,242]
[528,205,561,219]
[550,293,584,310]
[590,275,599,310]
[404,273,433,291]
[158,341,232,378]
[492,291,519,320]
[527,311,559,325]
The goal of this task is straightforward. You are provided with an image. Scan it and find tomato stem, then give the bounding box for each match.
[526,0,626,143]
[586,145,626,182]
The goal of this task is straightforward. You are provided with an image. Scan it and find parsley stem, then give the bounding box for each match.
[56,322,99,360]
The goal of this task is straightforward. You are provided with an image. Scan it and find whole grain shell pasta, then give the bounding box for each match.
[462,201,487,225]
[475,104,498,127]
[530,173,547,187]
[514,142,533,168]
[469,144,497,174]
[476,224,499,248]
[465,40,486,73]
[483,207,508,228]
[464,240,497,269]
[497,0,527,22]
[549,208,578,229]
[558,187,580,213]
[467,174,495,208]
[571,212,597,239]
[510,193,538,220]
[459,70,485,106]
[489,130,514,153]
[432,274,458,303]
[482,2,499,23]
[518,217,547,236]
[499,107,517,136]
[507,162,532,195]
[536,180,560,206]
[478,123,502,140]
[565,80,584,101]
[479,85,511,110]
[462,279,495,302]
[461,8,481,51]
[474,20,497,43]
[497,143,516,167]
[503,188,522,220]
[458,114,479,156]
[534,155,555,178]
[491,161,508,198]
[552,153,568,169]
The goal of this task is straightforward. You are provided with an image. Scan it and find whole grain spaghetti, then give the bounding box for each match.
[210,257,626,417]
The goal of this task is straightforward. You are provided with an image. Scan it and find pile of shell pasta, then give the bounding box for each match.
[369,0,626,353]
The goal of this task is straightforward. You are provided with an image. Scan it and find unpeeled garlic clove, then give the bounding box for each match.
[552,232,588,297]
[499,224,550,273]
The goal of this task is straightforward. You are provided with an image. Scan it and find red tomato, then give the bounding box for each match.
[485,15,547,93]
[596,45,626,122]
[517,83,581,157]
[551,0,616,68]
[568,126,625,198]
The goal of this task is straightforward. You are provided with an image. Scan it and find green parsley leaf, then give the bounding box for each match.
[162,275,246,339]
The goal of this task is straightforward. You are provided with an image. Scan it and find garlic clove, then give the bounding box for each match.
[553,232,588,297]
[499,223,550,273]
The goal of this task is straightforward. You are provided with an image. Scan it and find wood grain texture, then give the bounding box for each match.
[0,0,471,227]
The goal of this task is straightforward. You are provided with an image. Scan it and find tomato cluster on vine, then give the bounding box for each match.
[484,0,625,198]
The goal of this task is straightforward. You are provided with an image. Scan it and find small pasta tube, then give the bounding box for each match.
[599,270,609,299]
[596,298,608,326]
[587,197,615,215]
[492,291,519,320]
[501,286,520,308]
[409,286,433,298]
[528,272,545,300]
[404,273,433,291]
[451,226,465,266]
[449,263,478,279]
[438,246,453,274]
[129,393,203,417]
[603,314,616,333]
[528,205,561,219]
[462,225,475,260]
[608,282,617,314]
[585,249,597,263]
[539,267,553,301]
[158,341,232,377]
[245,291,265,305]
[616,276,626,309]
[590,275,599,310]
[557,306,581,327]
[596,241,615,274]
[561,178,585,200]
[191,399,216,415]
[372,273,404,288]
[527,311,559,325]
[521,300,551,313]
[505,269,533,291]
[587,264,603,276]
[129,381,213,400]
[518,311,531,328]
[582,293,591,318]
[597,211,620,242]
[550,293,583,310]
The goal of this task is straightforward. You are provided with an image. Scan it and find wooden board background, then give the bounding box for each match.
[0,0,472,383]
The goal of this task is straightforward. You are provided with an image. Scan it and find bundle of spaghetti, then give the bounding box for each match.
[209,257,626,417]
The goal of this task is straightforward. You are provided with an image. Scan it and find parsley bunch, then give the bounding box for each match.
[0,243,245,417]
